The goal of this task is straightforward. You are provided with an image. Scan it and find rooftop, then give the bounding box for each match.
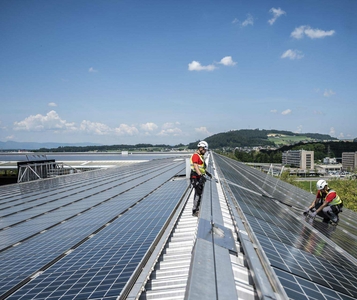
[0,152,357,299]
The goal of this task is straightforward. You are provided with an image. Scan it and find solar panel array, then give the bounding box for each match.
[0,157,189,299]
[214,154,357,300]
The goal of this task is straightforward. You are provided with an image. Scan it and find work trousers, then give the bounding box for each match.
[317,205,341,223]
[191,178,204,212]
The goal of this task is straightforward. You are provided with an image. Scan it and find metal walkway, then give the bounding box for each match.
[139,153,259,300]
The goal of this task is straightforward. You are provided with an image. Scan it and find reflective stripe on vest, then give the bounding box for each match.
[190,153,206,175]
[327,189,342,206]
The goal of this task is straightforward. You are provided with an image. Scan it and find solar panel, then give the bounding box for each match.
[0,161,184,251]
[214,153,357,299]
[215,154,357,253]
[6,179,188,299]
[0,158,188,299]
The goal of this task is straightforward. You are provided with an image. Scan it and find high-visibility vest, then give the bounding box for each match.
[316,190,324,199]
[190,153,206,175]
[326,189,342,206]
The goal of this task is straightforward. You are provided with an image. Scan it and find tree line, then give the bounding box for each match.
[220,141,357,164]
[34,143,187,152]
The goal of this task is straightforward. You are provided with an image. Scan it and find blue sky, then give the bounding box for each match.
[1,0,356,145]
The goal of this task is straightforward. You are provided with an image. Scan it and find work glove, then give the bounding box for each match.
[199,175,206,185]
[309,211,317,218]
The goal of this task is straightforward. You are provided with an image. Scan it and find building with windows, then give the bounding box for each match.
[282,149,314,170]
[342,151,357,171]
[323,157,337,164]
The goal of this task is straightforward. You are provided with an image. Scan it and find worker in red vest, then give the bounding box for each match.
[190,141,211,216]
[305,180,343,224]
[304,179,328,215]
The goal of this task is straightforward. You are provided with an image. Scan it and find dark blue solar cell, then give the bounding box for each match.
[303,287,327,300]
[284,287,308,300]
[271,261,291,272]
[295,277,317,291]
[277,277,301,292]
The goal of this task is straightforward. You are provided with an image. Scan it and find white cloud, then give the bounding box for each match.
[158,128,183,136]
[268,7,286,25]
[188,61,216,71]
[157,122,182,136]
[281,49,304,60]
[295,125,303,133]
[162,122,180,130]
[114,124,139,136]
[13,111,76,131]
[140,122,158,132]
[281,109,292,115]
[323,89,336,97]
[219,56,236,66]
[195,127,210,136]
[79,120,111,135]
[270,109,277,113]
[329,127,336,136]
[48,102,57,107]
[88,67,98,73]
[242,14,254,27]
[189,56,236,72]
[291,25,335,39]
[291,26,306,39]
[6,135,14,141]
[232,14,254,27]
[305,27,335,39]
[338,132,344,139]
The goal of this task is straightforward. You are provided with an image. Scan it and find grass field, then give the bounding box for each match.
[283,178,357,212]
[268,135,313,146]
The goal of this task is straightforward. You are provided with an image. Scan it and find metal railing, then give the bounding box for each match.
[17,162,80,183]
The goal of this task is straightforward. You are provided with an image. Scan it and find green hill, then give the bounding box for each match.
[188,129,337,149]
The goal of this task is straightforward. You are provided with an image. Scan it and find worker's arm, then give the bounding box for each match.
[206,170,212,178]
[315,201,328,214]
[303,197,318,215]
[308,197,319,210]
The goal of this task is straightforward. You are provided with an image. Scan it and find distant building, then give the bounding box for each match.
[282,150,314,170]
[342,151,357,171]
[323,157,337,164]
[316,163,342,175]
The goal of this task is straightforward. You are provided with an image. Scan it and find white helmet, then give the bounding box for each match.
[197,140,208,150]
[316,179,328,190]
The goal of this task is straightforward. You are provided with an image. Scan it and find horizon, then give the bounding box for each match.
[2,128,354,151]
[1,1,356,145]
